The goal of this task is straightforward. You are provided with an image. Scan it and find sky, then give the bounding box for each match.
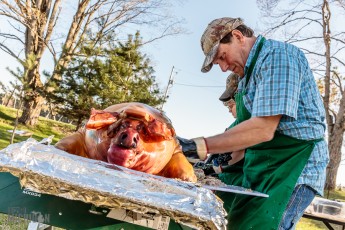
[0,0,260,139]
[0,0,344,185]
[141,0,260,139]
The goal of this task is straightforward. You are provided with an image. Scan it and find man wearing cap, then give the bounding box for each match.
[219,73,245,166]
[177,17,329,229]
[209,73,244,173]
[220,73,239,118]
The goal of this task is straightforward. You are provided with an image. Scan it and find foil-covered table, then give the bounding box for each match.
[0,138,227,230]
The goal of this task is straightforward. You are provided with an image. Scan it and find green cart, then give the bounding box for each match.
[0,172,192,230]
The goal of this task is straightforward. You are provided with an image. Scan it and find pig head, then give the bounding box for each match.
[55,102,197,182]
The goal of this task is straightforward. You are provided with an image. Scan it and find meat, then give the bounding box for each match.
[55,102,197,182]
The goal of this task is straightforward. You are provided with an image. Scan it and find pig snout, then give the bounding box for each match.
[116,129,140,148]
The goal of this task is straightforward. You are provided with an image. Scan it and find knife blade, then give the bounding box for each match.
[202,184,269,198]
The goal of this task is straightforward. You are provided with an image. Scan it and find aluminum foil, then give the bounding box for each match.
[0,138,227,230]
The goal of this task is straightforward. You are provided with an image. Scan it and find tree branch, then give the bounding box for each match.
[0,42,23,64]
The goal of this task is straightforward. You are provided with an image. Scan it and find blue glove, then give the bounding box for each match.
[177,136,208,160]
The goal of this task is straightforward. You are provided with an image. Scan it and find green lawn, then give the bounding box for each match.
[0,105,344,229]
[298,210,344,230]
[0,105,75,150]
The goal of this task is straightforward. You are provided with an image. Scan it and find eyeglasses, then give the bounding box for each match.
[222,90,238,107]
[223,98,235,107]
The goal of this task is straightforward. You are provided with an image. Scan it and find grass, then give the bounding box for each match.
[298,215,344,229]
[0,105,75,150]
[297,218,331,230]
[0,105,344,229]
[324,189,345,202]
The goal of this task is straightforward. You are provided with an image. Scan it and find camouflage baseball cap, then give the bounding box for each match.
[200,17,243,73]
[219,72,239,102]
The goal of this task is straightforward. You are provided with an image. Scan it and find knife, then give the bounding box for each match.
[201,184,269,198]
[98,162,269,197]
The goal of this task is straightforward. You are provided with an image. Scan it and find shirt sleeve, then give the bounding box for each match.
[251,48,302,119]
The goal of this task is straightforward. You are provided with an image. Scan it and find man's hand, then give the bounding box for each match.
[176,136,208,160]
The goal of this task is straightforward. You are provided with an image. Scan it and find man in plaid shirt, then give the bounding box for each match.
[178,17,329,230]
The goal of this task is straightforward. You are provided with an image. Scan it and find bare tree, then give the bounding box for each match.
[0,0,185,125]
[256,0,345,190]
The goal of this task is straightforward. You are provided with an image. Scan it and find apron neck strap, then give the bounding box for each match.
[245,37,266,87]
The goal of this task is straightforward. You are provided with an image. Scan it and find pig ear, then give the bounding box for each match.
[86,108,118,130]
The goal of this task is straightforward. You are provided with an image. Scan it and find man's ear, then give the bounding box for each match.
[231,30,245,44]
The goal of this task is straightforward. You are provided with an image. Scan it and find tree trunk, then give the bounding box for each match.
[325,82,345,189]
[326,124,344,190]
[17,0,52,125]
[320,0,341,191]
[75,116,83,131]
[18,66,44,126]
[5,89,15,107]
[13,97,17,109]
[19,93,44,126]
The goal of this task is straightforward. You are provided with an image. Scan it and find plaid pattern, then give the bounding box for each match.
[238,35,329,195]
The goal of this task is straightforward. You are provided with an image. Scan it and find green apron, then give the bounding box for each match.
[216,38,265,214]
[216,120,246,212]
[218,37,321,229]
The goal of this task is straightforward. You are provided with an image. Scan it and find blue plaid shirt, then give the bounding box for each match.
[237,35,329,195]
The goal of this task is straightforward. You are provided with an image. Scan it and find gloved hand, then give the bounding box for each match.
[176,136,208,160]
[193,153,233,176]
[211,153,232,173]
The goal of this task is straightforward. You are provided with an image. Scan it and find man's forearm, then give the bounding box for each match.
[206,115,281,154]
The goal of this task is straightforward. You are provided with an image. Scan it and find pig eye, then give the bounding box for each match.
[107,121,128,138]
[121,121,130,129]
[136,123,144,131]
[137,123,149,137]
[123,116,175,142]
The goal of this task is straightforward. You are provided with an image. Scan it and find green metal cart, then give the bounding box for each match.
[0,172,192,230]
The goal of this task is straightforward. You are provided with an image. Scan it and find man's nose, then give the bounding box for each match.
[219,63,228,72]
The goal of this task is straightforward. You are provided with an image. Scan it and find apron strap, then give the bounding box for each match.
[245,37,266,88]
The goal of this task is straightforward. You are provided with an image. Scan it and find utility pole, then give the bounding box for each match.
[160,66,175,110]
